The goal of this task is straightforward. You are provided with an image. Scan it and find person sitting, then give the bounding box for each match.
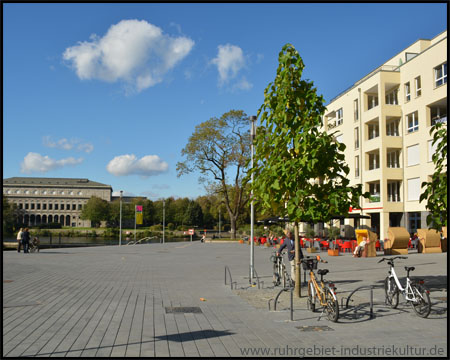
[353,236,369,257]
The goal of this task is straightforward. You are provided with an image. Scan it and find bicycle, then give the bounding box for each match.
[378,256,431,318]
[301,255,339,322]
[270,251,291,288]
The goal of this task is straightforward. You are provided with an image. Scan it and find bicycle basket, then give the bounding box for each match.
[302,258,318,270]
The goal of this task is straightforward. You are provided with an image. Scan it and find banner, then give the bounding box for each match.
[136,205,143,225]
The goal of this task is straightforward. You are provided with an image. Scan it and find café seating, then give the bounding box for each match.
[417,229,442,254]
[384,227,409,255]
[355,229,377,257]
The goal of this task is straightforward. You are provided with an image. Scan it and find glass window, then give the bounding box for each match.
[66,204,70,210]
[354,127,359,149]
[388,181,401,202]
[72,204,76,210]
[408,212,421,234]
[25,203,29,209]
[49,203,53,210]
[407,178,421,201]
[415,76,421,97]
[435,62,447,87]
[43,203,47,210]
[369,153,380,170]
[355,156,360,178]
[369,183,380,202]
[368,123,379,140]
[406,111,419,133]
[336,108,343,126]
[354,99,358,121]
[37,203,41,210]
[385,89,398,105]
[368,95,378,110]
[78,204,82,210]
[405,82,411,102]
[55,204,59,210]
[407,144,420,166]
[387,150,400,168]
[31,203,35,210]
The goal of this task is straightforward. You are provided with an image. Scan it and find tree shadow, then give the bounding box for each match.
[155,329,235,343]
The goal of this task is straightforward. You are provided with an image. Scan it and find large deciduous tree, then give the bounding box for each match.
[80,196,111,227]
[249,44,367,297]
[420,121,447,230]
[177,110,251,239]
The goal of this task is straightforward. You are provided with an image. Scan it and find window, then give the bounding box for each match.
[407,144,420,166]
[388,181,401,202]
[69,191,74,195]
[355,156,360,178]
[49,203,53,210]
[368,95,378,110]
[19,203,23,209]
[434,62,447,87]
[15,190,20,194]
[369,183,380,202]
[31,203,35,210]
[25,203,29,209]
[34,190,38,194]
[408,212,421,234]
[386,118,400,136]
[335,134,343,143]
[387,150,400,168]
[354,127,359,149]
[336,108,343,126]
[66,204,70,210]
[369,153,380,170]
[43,190,47,195]
[61,191,65,195]
[415,76,421,97]
[72,204,76,210]
[354,99,359,121]
[368,123,379,139]
[405,82,411,102]
[385,89,398,105]
[78,204,82,210]
[52,191,57,195]
[43,204,47,210]
[430,106,447,126]
[37,203,41,210]
[407,178,420,201]
[25,190,30,194]
[55,204,58,210]
[406,111,419,133]
[78,191,83,195]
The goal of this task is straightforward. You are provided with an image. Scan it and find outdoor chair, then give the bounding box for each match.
[384,227,409,255]
[417,229,442,254]
[355,229,377,257]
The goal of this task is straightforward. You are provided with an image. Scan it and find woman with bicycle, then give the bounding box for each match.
[277,230,304,284]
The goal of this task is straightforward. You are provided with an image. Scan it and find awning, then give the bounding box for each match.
[256,216,290,225]
[331,213,372,220]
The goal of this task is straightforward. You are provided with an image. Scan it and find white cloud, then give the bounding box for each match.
[20,152,83,174]
[63,19,194,93]
[43,136,94,153]
[233,77,253,91]
[211,44,245,85]
[112,190,135,197]
[106,154,169,177]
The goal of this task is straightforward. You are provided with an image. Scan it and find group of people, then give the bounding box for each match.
[16,228,39,253]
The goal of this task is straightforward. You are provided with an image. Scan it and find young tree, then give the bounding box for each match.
[3,198,18,235]
[177,110,251,239]
[249,44,367,297]
[420,121,447,230]
[80,196,111,227]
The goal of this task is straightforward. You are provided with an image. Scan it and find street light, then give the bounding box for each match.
[250,115,257,284]
[162,199,165,244]
[119,190,123,246]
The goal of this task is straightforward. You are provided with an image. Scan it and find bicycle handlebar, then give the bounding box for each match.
[378,256,408,263]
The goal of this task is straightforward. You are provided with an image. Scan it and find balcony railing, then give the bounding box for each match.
[369,195,380,203]
[431,116,447,126]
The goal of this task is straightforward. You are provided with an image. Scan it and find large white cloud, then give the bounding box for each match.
[63,19,194,92]
[107,154,169,177]
[211,44,246,85]
[20,152,83,174]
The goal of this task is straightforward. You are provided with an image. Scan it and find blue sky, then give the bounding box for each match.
[3,3,447,200]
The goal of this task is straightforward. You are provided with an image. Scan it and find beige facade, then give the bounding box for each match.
[3,177,112,227]
[323,30,447,240]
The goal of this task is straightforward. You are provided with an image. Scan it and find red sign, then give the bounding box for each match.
[188,229,194,235]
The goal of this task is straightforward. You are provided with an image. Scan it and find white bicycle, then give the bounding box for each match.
[378,256,431,318]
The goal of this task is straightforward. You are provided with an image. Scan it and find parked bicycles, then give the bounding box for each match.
[378,256,431,318]
[301,255,339,322]
[270,251,291,288]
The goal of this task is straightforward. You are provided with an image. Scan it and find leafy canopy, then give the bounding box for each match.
[249,43,367,223]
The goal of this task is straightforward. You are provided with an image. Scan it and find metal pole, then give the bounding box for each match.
[119,190,123,246]
[219,207,221,239]
[250,115,256,284]
[162,199,165,244]
[134,205,137,243]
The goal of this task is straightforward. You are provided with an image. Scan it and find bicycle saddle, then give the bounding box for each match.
[405,266,415,272]
[317,269,329,276]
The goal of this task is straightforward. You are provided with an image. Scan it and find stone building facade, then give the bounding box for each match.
[3,177,112,227]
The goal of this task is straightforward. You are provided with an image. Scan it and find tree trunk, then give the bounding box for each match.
[230,215,237,239]
[294,221,301,298]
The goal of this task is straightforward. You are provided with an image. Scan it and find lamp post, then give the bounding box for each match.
[250,115,257,284]
[162,199,165,244]
[219,206,221,239]
[119,190,123,246]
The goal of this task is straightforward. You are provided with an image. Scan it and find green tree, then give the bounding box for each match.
[80,196,111,227]
[249,44,368,297]
[177,110,251,239]
[3,198,18,235]
[420,121,447,230]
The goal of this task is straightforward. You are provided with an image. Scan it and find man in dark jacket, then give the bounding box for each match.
[22,228,31,253]
[277,230,304,284]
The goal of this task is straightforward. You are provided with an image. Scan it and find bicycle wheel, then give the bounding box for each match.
[273,263,280,286]
[281,264,287,288]
[410,284,431,318]
[325,288,339,322]
[307,281,315,312]
[384,277,399,308]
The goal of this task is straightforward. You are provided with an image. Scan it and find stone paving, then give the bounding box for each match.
[3,241,447,357]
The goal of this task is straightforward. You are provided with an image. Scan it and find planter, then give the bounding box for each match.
[307,247,317,253]
[328,249,339,256]
[239,239,244,244]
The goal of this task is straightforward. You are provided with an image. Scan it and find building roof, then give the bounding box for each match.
[3,177,112,189]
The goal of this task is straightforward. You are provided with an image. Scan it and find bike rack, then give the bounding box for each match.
[126,236,158,245]
[343,285,374,319]
[224,266,236,290]
[248,266,263,289]
[270,285,294,321]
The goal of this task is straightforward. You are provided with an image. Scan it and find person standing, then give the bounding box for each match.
[22,228,31,253]
[16,228,23,253]
[277,230,304,284]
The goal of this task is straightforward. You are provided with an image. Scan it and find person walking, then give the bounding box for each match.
[16,228,23,253]
[22,228,31,253]
[277,230,304,284]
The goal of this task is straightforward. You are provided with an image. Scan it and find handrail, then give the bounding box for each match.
[126,236,157,245]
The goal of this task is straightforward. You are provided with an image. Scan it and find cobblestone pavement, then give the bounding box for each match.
[3,242,447,357]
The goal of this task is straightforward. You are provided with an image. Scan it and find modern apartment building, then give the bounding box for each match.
[323,30,447,240]
[3,177,112,227]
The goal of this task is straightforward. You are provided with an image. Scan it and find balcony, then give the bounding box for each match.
[431,116,447,126]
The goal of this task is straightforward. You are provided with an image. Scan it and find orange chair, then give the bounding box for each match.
[342,241,353,253]
[375,240,381,251]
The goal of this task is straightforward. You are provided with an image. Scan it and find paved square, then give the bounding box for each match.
[3,242,447,357]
